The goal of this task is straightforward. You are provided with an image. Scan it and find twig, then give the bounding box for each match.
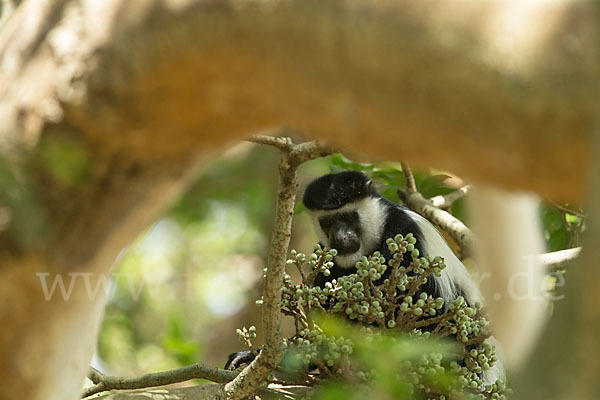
[548,200,586,219]
[430,185,471,209]
[398,187,476,259]
[223,137,333,399]
[398,163,475,257]
[398,172,582,268]
[399,184,582,268]
[401,162,417,193]
[248,134,293,151]
[82,365,239,398]
[537,247,581,272]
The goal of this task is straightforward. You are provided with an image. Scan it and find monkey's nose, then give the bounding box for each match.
[331,235,360,255]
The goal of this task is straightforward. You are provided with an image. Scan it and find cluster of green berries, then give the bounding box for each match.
[448,357,508,400]
[279,246,338,310]
[400,292,446,319]
[386,232,419,259]
[244,235,508,399]
[236,326,257,345]
[285,328,355,368]
[329,271,384,323]
[403,353,451,396]
[354,251,387,281]
[447,297,489,344]
[287,246,337,277]
[281,283,329,309]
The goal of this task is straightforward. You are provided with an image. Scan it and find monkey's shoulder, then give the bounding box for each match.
[378,200,424,245]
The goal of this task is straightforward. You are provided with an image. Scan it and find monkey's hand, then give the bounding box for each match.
[224,348,261,370]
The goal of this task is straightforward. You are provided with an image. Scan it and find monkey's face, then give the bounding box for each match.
[318,211,362,255]
[308,196,386,269]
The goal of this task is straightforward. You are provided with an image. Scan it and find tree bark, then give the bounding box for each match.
[0,0,598,400]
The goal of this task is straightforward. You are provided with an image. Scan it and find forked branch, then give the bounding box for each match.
[223,136,332,399]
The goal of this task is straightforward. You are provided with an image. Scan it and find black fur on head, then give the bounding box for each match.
[302,171,375,211]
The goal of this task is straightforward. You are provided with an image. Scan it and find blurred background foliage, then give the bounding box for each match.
[93,141,584,384]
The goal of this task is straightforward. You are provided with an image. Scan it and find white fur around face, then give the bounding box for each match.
[309,197,387,269]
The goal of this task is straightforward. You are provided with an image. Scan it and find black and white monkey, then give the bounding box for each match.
[227,171,503,383]
[303,170,479,306]
[303,171,503,383]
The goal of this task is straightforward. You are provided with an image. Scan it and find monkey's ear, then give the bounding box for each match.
[366,179,374,193]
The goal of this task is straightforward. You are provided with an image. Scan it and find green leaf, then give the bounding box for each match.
[450,197,469,224]
[565,213,580,224]
[330,154,374,171]
[417,174,454,198]
[371,167,405,187]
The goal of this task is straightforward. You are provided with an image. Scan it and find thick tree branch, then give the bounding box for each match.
[1,0,596,201]
[0,0,598,399]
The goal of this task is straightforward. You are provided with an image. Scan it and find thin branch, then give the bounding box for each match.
[82,365,239,398]
[430,185,471,209]
[223,137,332,400]
[398,188,476,259]
[88,367,103,384]
[289,141,335,165]
[548,200,586,219]
[399,163,473,257]
[537,247,581,272]
[399,182,582,268]
[401,162,417,193]
[90,383,312,400]
[248,134,293,151]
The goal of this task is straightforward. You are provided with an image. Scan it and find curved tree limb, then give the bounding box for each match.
[82,366,239,398]
[398,165,582,267]
[398,164,477,258]
[401,188,477,258]
[0,0,598,399]
[91,384,311,400]
[0,0,596,202]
